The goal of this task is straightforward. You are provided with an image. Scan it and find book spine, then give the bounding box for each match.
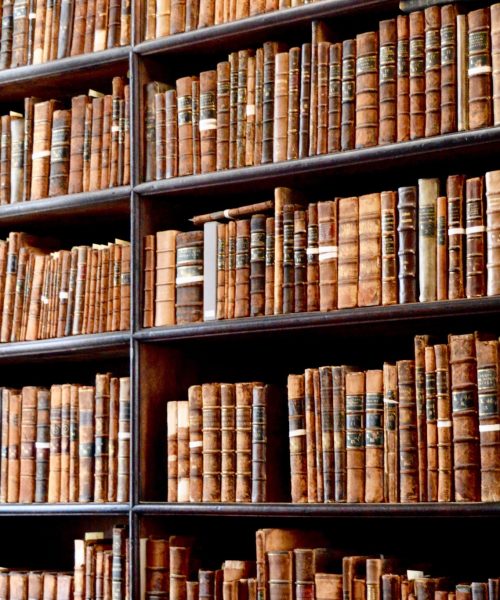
[236,50,249,169]
[313,368,323,501]
[200,70,217,174]
[107,378,118,501]
[216,223,227,320]
[319,366,334,502]
[235,219,250,318]
[165,89,178,179]
[48,386,62,501]
[10,114,24,204]
[355,31,378,149]
[425,345,438,501]
[287,46,300,160]
[202,382,221,502]
[338,196,359,309]
[409,11,425,139]
[327,43,342,153]
[457,14,469,131]
[486,169,500,296]
[294,549,314,600]
[468,8,493,130]
[89,96,104,192]
[381,191,398,305]
[397,15,410,142]
[298,42,311,159]
[414,334,430,502]
[398,359,418,502]
[19,386,37,503]
[34,388,50,502]
[379,19,397,145]
[397,186,417,303]
[192,78,201,175]
[341,39,356,151]
[78,386,95,502]
[0,0,14,69]
[245,55,256,166]
[0,115,11,205]
[216,61,230,172]
[306,203,319,312]
[418,178,439,302]
[268,551,293,600]
[82,102,93,192]
[446,174,466,299]
[465,176,486,298]
[293,209,307,313]
[262,42,278,164]
[424,6,441,138]
[273,51,289,163]
[440,4,457,133]
[383,363,399,502]
[59,383,71,502]
[69,384,79,502]
[177,401,190,502]
[358,192,382,307]
[346,371,365,503]
[167,401,179,502]
[48,108,71,197]
[228,52,238,169]
[287,373,307,502]
[316,41,330,155]
[365,369,384,502]
[119,0,130,45]
[236,382,253,502]
[264,216,275,316]
[437,194,447,300]
[304,368,318,502]
[175,231,203,324]
[116,376,130,502]
[220,383,235,502]
[250,214,266,317]
[94,374,110,503]
[435,343,453,502]
[177,76,194,177]
[282,204,295,314]
[318,199,338,312]
[332,366,348,503]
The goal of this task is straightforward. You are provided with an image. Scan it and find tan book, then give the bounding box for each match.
[19,386,37,503]
[338,197,359,309]
[273,52,289,163]
[468,8,493,130]
[358,193,381,307]
[188,385,203,502]
[48,384,62,502]
[31,99,57,201]
[418,178,439,302]
[383,363,399,503]
[116,376,130,502]
[287,374,307,503]
[355,31,379,148]
[346,371,365,503]
[155,230,178,327]
[202,383,221,502]
[7,390,21,502]
[486,170,500,296]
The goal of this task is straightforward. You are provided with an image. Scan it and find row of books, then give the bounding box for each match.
[0,374,130,504]
[0,525,128,599]
[0,232,130,343]
[0,78,130,205]
[288,332,500,504]
[0,0,131,71]
[143,0,323,40]
[166,383,288,503]
[141,529,500,600]
[144,4,500,181]
[142,169,500,327]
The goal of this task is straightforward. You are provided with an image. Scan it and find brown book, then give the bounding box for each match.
[119,0,131,45]
[145,81,168,182]
[338,196,359,309]
[449,333,480,501]
[316,574,342,600]
[154,230,177,327]
[434,343,453,502]
[383,363,398,503]
[468,8,493,130]
[0,389,10,503]
[7,390,21,502]
[465,177,486,298]
[25,253,47,342]
[245,55,256,166]
[409,11,425,139]
[475,337,500,501]
[1,232,20,342]
[235,50,249,169]
[175,231,203,324]
[424,7,441,137]
[82,102,93,192]
[441,5,457,133]
[89,96,104,192]
[318,367,333,502]
[78,385,94,502]
[143,234,155,328]
[177,401,189,502]
[10,114,24,204]
[48,384,62,503]
[327,43,342,154]
[308,22,329,157]
[492,4,500,125]
[318,200,337,312]
[216,223,227,320]
[313,369,323,501]
[282,204,295,314]
[228,52,239,169]
[341,39,356,151]
[48,109,71,197]
[19,386,37,503]
[10,247,29,342]
[83,0,96,53]
[94,374,110,503]
[305,204,319,313]
[415,334,431,502]
[304,369,318,502]
[22,97,36,202]
[165,89,178,179]
[418,178,439,302]
[425,346,438,501]
[287,374,307,503]
[220,383,235,502]
[254,48,264,165]
[457,14,469,131]
[202,382,221,502]
[199,70,217,174]
[68,95,90,194]
[119,242,130,331]
[397,15,410,142]
[298,42,311,158]
[100,95,112,189]
[365,369,384,502]
[355,31,378,149]
[60,383,71,502]
[286,46,300,161]
[235,219,250,318]
[316,41,330,155]
[235,382,253,502]
[226,220,236,319]
[346,371,365,503]
[0,115,11,205]
[116,377,130,502]
[446,175,466,299]
[379,19,397,145]
[109,77,124,188]
[294,210,307,313]
[358,193,381,307]
[34,388,50,502]
[177,76,194,177]
[0,1,14,69]
[343,557,368,600]
[31,100,57,200]
[486,170,500,296]
[397,186,417,304]
[265,216,275,316]
[170,0,185,34]
[192,78,201,175]
[437,195,447,300]
[381,191,398,305]
[262,42,281,164]
[398,359,418,502]
[146,537,169,599]
[32,0,46,63]
[216,61,230,172]
[268,551,293,600]
[107,378,119,501]
[273,51,289,163]
[250,214,266,317]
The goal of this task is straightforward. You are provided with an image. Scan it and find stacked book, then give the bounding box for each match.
[141,528,500,600]
[144,0,324,39]
[0,373,130,504]
[0,0,131,70]
[0,232,130,342]
[0,78,130,205]
[166,382,288,503]
[288,332,500,504]
[145,2,500,180]
[143,169,500,327]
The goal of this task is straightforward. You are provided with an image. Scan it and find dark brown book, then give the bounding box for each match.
[83,0,96,54]
[220,383,235,502]
[383,363,398,502]
[265,216,275,316]
[434,343,453,502]
[216,61,230,172]
[465,177,486,298]
[338,196,358,309]
[397,15,410,142]
[313,369,323,501]
[11,0,28,67]
[346,371,365,503]
[282,204,295,315]
[0,1,14,69]
[341,39,356,151]
[441,4,457,133]
[446,174,466,299]
[415,334,431,502]
[200,70,217,174]
[298,42,311,159]
[316,41,330,155]
[333,365,355,503]
[424,7,441,137]
[228,52,238,169]
[250,214,266,317]
[355,31,378,149]
[398,359,419,502]
[202,382,221,502]
[145,81,168,182]
[236,50,249,169]
[177,76,195,177]
[449,333,481,502]
[294,210,307,313]
[34,388,50,502]
[48,109,71,197]
[319,366,334,502]
[175,231,203,324]
[397,186,417,304]
[468,8,493,130]
[409,11,425,139]
[304,369,318,502]
[327,43,342,153]
[287,46,300,161]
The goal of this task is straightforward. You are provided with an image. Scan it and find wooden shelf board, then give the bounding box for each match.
[0,503,130,516]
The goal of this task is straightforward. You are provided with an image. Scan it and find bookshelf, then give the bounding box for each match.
[0,0,498,598]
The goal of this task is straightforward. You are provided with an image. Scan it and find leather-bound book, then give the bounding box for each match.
[0,1,14,69]
[245,55,256,166]
[308,22,329,157]
[414,334,430,502]
[235,382,253,502]
[175,231,203,324]
[198,0,214,27]
[145,81,168,182]
[425,346,438,501]
[283,205,295,314]
[346,371,365,503]
[226,220,236,319]
[294,549,314,600]
[437,195,447,300]
[273,51,289,163]
[109,77,124,187]
[7,390,21,502]
[93,0,109,50]
[319,366,334,502]
[298,42,311,159]
[0,389,10,503]
[228,52,238,169]
[170,0,185,34]
[119,0,131,45]
[188,581,200,600]
[333,366,355,503]
[171,545,190,600]
[107,378,119,501]
[100,95,113,188]
[32,0,46,63]
[192,78,201,174]
[358,193,381,307]
[83,0,96,54]
[456,586,472,600]
[355,31,378,149]
[343,557,369,600]
[177,401,190,502]
[31,99,58,200]
[89,96,104,192]
[216,61,230,171]
[328,43,342,153]
[294,210,307,313]
[382,575,401,600]
[434,343,453,502]
[68,95,89,194]
[202,382,221,502]
[254,48,264,164]
[304,369,318,502]
[305,203,319,313]
[116,377,130,502]
[250,214,266,317]
[10,247,29,342]
[25,253,47,342]
[341,39,356,151]
[383,363,398,502]
[486,170,500,296]
[146,537,169,599]
[493,4,500,124]
[143,234,155,328]
[286,46,300,160]
[338,196,359,309]
[449,333,480,501]
[468,8,493,130]
[381,191,398,305]
[59,384,71,502]
[316,574,342,600]
[318,200,337,312]
[34,388,50,502]
[48,109,71,197]
[199,70,217,174]
[397,186,417,303]
[475,337,500,501]
[424,7,441,137]
[235,219,250,318]
[314,371,324,499]
[165,89,178,179]
[177,76,195,177]
[397,359,418,502]
[441,5,457,133]
[261,217,275,315]
[28,571,44,600]
[1,232,20,342]
[216,223,227,320]
[379,19,397,145]
[397,15,410,142]
[457,14,469,131]
[262,42,284,164]
[82,102,93,192]
[365,370,384,503]
[69,0,85,55]
[0,115,11,205]
[22,97,36,202]
[418,178,439,302]
[465,177,486,298]
[57,0,74,58]
[236,50,249,169]
[94,374,110,503]
[10,573,28,600]
[288,374,307,502]
[19,386,37,503]
[10,113,24,204]
[220,383,235,502]
[78,385,95,502]
[409,11,425,139]
[446,175,466,299]
[316,41,330,155]
[155,230,178,327]
[120,242,130,330]
[268,551,293,600]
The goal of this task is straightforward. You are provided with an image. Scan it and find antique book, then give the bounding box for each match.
[235,219,250,318]
[78,386,95,502]
[381,191,398,305]
[7,390,21,502]
[398,186,417,303]
[89,96,104,192]
[48,109,71,197]
[457,14,469,131]
[343,557,369,600]
[116,377,130,502]
[449,333,481,501]
[355,31,379,149]
[48,385,62,503]
[177,76,195,177]
[397,15,410,142]
[273,51,289,163]
[155,230,178,327]
[316,41,330,155]
[298,42,311,158]
[440,4,457,133]
[468,8,493,130]
[398,359,418,502]
[338,197,359,309]
[216,61,230,171]
[328,43,342,153]
[245,55,256,166]
[19,386,37,503]
[436,195,447,300]
[318,367,333,502]
[486,170,500,296]
[309,22,329,157]
[59,384,71,502]
[235,382,253,502]
[358,193,381,307]
[143,235,155,328]
[293,210,307,313]
[200,70,217,174]
[418,178,439,302]
[94,374,110,503]
[305,203,319,313]
[177,401,190,502]
[383,363,399,502]
[316,574,343,600]
[107,377,119,501]
[192,78,201,174]
[250,214,266,317]
[304,369,318,502]
[175,231,204,324]
[236,50,249,169]
[415,334,431,502]
[34,388,50,502]
[379,19,397,145]
[220,383,235,502]
[447,174,466,299]
[265,217,275,316]
[425,346,438,501]
[365,370,384,502]
[10,114,24,204]
[341,39,356,151]
[254,48,264,165]
[434,343,453,502]
[0,115,11,206]
[68,95,90,194]
[287,374,307,503]
[424,6,441,137]
[202,383,221,502]
[262,42,285,164]
[0,390,10,503]
[203,221,218,321]
[282,205,295,314]
[318,200,337,312]
[31,99,57,200]
[165,89,178,179]
[228,52,239,169]
[216,223,227,320]
[346,371,365,503]
[287,46,300,160]
[409,11,425,139]
[465,177,486,298]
